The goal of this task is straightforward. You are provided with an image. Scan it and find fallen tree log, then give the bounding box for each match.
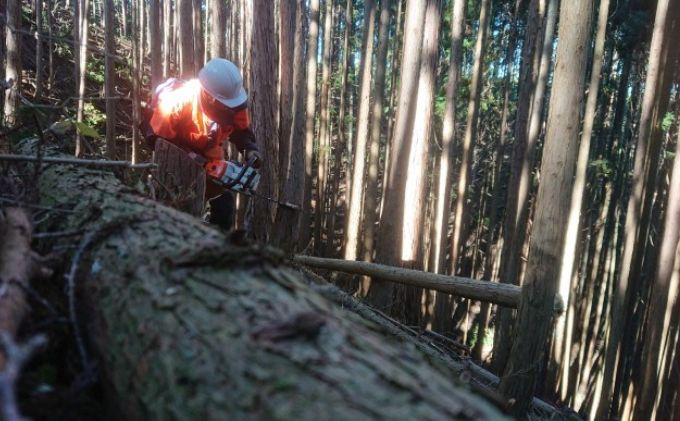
[294,255,564,312]
[20,140,508,420]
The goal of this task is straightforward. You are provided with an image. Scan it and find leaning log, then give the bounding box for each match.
[20,140,507,420]
[294,255,565,312]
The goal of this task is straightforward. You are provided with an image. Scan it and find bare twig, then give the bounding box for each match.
[0,333,47,421]
[33,229,84,239]
[0,154,156,169]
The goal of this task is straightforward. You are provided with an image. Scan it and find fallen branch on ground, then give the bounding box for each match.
[0,154,156,169]
[293,255,564,312]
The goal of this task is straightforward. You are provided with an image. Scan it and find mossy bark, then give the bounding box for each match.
[21,141,507,420]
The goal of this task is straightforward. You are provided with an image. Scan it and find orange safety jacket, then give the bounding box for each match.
[148,78,258,165]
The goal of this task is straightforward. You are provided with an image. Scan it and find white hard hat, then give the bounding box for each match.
[198,58,248,108]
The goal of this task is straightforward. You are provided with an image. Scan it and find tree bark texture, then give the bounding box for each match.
[273,0,306,252]
[370,0,427,310]
[551,0,610,399]
[492,0,557,374]
[300,0,320,250]
[104,0,116,159]
[20,140,508,421]
[178,0,195,78]
[597,1,679,418]
[498,0,593,414]
[149,0,162,87]
[3,0,20,126]
[210,0,226,58]
[361,0,392,264]
[343,0,376,261]
[450,0,491,273]
[0,208,33,368]
[249,0,279,242]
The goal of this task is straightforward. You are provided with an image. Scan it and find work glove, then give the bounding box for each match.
[246,150,262,168]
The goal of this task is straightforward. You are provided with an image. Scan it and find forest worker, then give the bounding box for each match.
[144,58,261,230]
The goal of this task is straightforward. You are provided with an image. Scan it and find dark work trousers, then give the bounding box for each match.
[206,182,235,231]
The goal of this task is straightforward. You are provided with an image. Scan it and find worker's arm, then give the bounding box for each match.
[229,108,259,153]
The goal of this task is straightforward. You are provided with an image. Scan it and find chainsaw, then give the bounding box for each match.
[187,152,300,211]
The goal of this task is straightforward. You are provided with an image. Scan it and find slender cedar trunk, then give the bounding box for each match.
[210,0,226,58]
[498,0,594,414]
[0,0,5,124]
[149,0,162,87]
[634,125,680,419]
[3,0,20,126]
[163,0,172,76]
[657,255,680,421]
[472,0,523,361]
[121,0,128,36]
[131,0,142,163]
[193,0,204,70]
[431,0,466,277]
[449,0,491,274]
[329,0,352,255]
[301,0,320,249]
[550,0,610,399]
[75,0,90,157]
[597,2,679,418]
[250,0,279,243]
[273,0,307,252]
[368,0,426,310]
[46,0,54,93]
[361,0,392,265]
[35,0,44,98]
[314,2,334,253]
[492,0,557,374]
[178,0,195,77]
[400,0,440,268]
[343,0,377,261]
[104,0,116,159]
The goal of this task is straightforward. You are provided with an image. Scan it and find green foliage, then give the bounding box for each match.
[589,158,613,178]
[49,119,101,139]
[660,112,675,132]
[87,59,106,84]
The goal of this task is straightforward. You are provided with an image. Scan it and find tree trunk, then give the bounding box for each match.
[273,0,306,252]
[449,0,491,273]
[327,0,352,255]
[314,2,334,253]
[131,0,141,163]
[104,0,116,158]
[369,0,426,310]
[492,0,557,374]
[343,0,376,261]
[249,0,279,242]
[210,0,226,58]
[178,0,195,77]
[149,0,162,86]
[498,0,594,414]
[597,1,679,418]
[35,0,44,98]
[550,0,610,399]
[399,0,440,269]
[20,140,507,421]
[193,0,204,70]
[3,0,20,126]
[75,0,90,157]
[634,116,680,420]
[163,0,173,77]
[361,0,392,264]
[300,0,320,250]
[431,0,465,276]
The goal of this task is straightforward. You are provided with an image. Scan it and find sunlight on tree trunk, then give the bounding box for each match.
[551,0,610,400]
[343,0,376,261]
[498,0,593,414]
[449,0,491,273]
[401,0,440,264]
